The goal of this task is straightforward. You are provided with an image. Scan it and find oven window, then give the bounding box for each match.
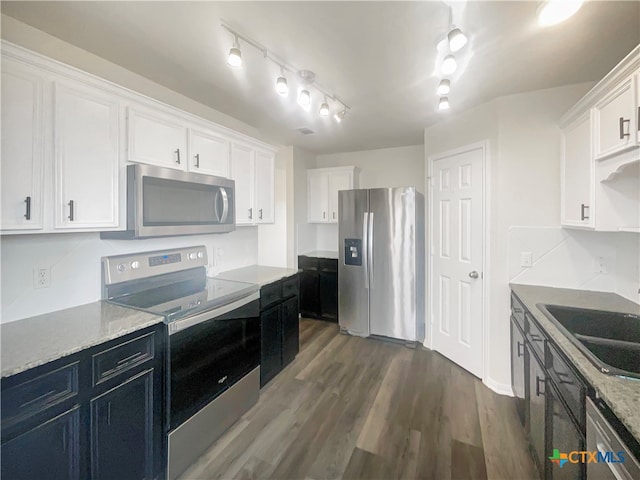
[169,303,260,430]
[143,177,232,226]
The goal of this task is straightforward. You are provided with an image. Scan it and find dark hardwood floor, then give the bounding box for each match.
[178,319,538,480]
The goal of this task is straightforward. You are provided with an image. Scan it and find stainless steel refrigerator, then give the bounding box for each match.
[338,187,425,342]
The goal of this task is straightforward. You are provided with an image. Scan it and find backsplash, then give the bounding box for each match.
[0,228,258,323]
[509,227,639,303]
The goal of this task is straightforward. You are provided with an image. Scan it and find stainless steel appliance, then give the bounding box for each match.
[338,187,425,342]
[102,246,260,479]
[101,164,235,239]
[587,397,640,480]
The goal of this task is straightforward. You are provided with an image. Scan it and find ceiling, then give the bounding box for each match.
[2,1,639,154]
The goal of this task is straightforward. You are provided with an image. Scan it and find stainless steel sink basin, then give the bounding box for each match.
[537,304,640,379]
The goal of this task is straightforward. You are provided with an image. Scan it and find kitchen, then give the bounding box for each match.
[1,1,639,479]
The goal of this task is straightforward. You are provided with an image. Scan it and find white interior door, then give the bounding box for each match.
[431,145,484,378]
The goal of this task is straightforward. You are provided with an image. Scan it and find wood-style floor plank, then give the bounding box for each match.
[178,318,538,480]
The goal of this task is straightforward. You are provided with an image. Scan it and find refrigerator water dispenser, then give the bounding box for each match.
[344,238,362,266]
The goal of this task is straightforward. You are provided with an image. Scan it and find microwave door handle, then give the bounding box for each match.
[214,189,222,221]
[220,188,229,222]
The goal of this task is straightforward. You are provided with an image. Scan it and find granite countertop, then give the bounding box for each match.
[216,265,300,288]
[510,284,640,442]
[1,302,164,378]
[299,250,339,260]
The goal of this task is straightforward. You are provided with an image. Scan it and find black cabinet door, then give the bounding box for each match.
[511,319,526,426]
[319,270,338,321]
[300,270,319,317]
[548,382,584,480]
[282,296,300,366]
[90,369,154,480]
[1,406,80,480]
[527,347,547,479]
[260,304,282,387]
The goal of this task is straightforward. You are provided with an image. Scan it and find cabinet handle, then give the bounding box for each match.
[62,428,67,453]
[259,208,263,220]
[116,352,144,366]
[24,196,31,220]
[249,208,253,219]
[619,117,630,139]
[175,148,181,164]
[195,153,200,168]
[580,203,589,221]
[107,401,111,426]
[68,200,75,221]
[535,376,545,397]
[323,211,326,219]
[517,341,524,358]
[332,211,336,220]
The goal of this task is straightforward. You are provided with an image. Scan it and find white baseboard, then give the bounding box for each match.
[483,377,514,397]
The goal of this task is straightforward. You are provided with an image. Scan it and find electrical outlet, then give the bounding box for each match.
[520,252,533,268]
[33,267,51,289]
[594,256,608,274]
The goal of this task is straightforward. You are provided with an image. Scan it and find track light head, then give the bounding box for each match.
[227,36,242,68]
[437,79,451,96]
[447,27,468,52]
[298,89,311,110]
[438,97,450,111]
[441,55,457,75]
[276,76,288,95]
[334,109,346,123]
[319,101,330,116]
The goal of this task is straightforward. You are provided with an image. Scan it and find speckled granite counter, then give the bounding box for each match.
[1,302,163,378]
[216,265,300,288]
[299,250,339,260]
[510,284,640,442]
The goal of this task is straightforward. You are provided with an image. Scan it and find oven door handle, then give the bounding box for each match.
[168,291,260,335]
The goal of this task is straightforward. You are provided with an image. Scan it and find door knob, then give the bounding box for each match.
[469,271,479,279]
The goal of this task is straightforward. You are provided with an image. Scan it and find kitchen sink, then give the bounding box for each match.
[537,304,640,379]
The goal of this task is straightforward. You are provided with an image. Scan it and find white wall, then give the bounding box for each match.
[316,144,425,194]
[425,82,596,394]
[292,147,318,261]
[0,230,259,323]
[509,227,640,303]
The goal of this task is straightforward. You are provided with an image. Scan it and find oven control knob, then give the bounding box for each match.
[188,252,197,260]
[117,263,127,272]
[197,252,204,259]
[130,261,140,269]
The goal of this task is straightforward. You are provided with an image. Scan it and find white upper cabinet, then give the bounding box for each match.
[53,81,120,229]
[636,70,640,145]
[561,113,593,228]
[593,74,637,160]
[188,128,229,177]
[254,150,275,224]
[127,106,187,170]
[1,58,44,231]
[307,166,356,223]
[230,143,276,225]
[230,143,255,225]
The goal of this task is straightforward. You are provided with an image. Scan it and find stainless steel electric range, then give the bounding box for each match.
[102,246,260,479]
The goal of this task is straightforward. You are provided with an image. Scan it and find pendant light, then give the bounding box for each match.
[319,98,330,116]
[298,89,311,109]
[227,35,242,68]
[441,55,457,75]
[334,110,346,123]
[275,67,288,95]
[447,27,468,52]
[437,79,451,96]
[438,97,450,111]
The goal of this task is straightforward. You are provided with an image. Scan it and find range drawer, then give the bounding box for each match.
[260,281,282,310]
[547,342,585,430]
[511,293,526,332]
[2,361,79,428]
[92,332,154,386]
[298,256,319,270]
[281,275,299,299]
[526,313,546,363]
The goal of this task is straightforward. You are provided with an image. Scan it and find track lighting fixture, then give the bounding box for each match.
[221,23,350,123]
[441,55,457,75]
[438,97,450,111]
[437,79,451,96]
[447,27,468,52]
[334,110,346,123]
[537,0,584,26]
[319,98,330,116]
[227,36,242,68]
[275,68,288,96]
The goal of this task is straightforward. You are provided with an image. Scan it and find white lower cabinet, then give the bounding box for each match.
[307,166,356,224]
[1,58,44,231]
[230,143,275,225]
[188,128,229,177]
[53,81,121,229]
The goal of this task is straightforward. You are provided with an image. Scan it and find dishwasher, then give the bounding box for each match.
[586,397,640,480]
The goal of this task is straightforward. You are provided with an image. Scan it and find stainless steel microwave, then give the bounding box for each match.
[101,164,235,239]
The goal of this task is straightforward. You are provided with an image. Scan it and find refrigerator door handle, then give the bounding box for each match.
[368,212,374,288]
[363,211,369,289]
